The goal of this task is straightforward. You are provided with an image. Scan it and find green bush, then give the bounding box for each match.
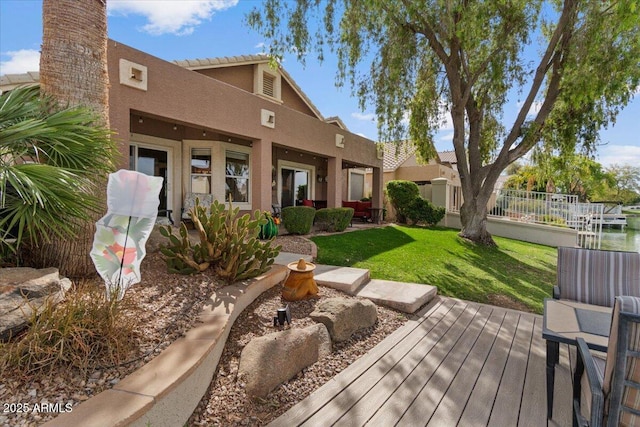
[281,206,316,235]
[405,197,446,226]
[386,180,420,223]
[314,207,354,232]
[159,199,281,284]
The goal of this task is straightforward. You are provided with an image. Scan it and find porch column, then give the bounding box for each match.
[251,138,272,212]
[371,166,383,209]
[326,156,342,208]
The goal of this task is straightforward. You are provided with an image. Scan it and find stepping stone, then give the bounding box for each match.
[354,279,437,313]
[314,265,370,294]
[274,252,313,266]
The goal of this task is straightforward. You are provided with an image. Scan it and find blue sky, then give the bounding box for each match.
[1,0,638,167]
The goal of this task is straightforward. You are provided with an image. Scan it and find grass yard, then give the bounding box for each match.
[311,225,557,314]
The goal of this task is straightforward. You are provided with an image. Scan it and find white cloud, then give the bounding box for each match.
[597,145,640,167]
[108,0,238,36]
[351,112,377,122]
[0,49,40,75]
[439,131,454,142]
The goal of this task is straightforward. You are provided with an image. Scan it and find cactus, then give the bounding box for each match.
[159,197,281,283]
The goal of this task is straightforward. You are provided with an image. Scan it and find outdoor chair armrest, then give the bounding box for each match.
[574,338,605,427]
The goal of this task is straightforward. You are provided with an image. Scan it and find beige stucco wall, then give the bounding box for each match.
[107,40,383,214]
[442,213,577,248]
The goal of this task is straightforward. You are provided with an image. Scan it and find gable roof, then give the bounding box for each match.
[381,141,462,172]
[0,71,40,92]
[382,141,417,171]
[174,54,325,121]
[324,116,348,130]
[438,150,457,164]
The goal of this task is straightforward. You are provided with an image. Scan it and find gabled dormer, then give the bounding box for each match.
[253,62,281,103]
[174,55,323,120]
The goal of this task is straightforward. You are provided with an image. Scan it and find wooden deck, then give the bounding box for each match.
[269,297,576,427]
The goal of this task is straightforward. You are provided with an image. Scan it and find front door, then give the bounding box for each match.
[129,145,172,219]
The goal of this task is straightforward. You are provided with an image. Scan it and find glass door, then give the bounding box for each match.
[280,167,310,207]
[129,145,171,219]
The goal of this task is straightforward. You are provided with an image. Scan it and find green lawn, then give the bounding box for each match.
[311,225,557,314]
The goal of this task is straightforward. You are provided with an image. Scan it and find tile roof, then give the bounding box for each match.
[382,141,417,170]
[0,71,40,87]
[173,54,270,69]
[438,150,457,164]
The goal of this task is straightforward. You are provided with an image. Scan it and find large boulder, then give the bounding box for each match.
[0,267,72,341]
[310,297,377,342]
[238,323,331,399]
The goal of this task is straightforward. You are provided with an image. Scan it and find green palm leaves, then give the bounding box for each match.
[0,86,116,250]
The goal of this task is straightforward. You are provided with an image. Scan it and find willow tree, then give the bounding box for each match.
[32,0,112,276]
[248,0,640,245]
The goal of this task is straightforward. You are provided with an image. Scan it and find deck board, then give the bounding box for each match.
[269,297,579,427]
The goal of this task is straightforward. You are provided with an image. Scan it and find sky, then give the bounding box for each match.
[1,0,639,167]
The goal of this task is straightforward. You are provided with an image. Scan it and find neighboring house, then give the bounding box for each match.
[366,140,460,191]
[0,40,383,221]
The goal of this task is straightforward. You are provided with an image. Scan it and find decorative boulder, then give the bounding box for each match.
[238,323,331,399]
[310,298,377,342]
[0,267,72,341]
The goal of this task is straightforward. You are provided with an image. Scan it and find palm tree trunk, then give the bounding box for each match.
[31,0,109,277]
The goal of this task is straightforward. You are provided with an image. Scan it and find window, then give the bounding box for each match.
[349,170,365,201]
[225,151,249,203]
[191,148,212,193]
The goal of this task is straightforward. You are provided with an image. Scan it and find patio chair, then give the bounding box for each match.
[554,246,640,307]
[272,204,282,219]
[573,295,640,427]
[545,246,640,419]
[181,192,214,221]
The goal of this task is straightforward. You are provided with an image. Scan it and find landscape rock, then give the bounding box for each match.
[0,267,71,341]
[310,297,377,342]
[238,323,331,398]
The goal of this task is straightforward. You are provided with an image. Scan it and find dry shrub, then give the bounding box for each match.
[0,283,139,378]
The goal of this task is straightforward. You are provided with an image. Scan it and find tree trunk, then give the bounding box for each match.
[32,0,109,278]
[459,199,496,246]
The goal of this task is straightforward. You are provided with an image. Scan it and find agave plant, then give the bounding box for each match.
[0,86,116,253]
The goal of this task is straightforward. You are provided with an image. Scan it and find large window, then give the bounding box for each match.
[225,151,249,203]
[191,148,212,194]
[349,170,365,201]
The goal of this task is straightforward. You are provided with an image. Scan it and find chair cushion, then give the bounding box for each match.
[182,192,214,219]
[603,297,640,426]
[581,353,607,423]
[557,247,640,307]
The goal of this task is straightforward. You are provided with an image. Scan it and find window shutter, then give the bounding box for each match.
[263,72,275,98]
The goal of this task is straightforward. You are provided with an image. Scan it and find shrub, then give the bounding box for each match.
[386,180,420,223]
[314,207,354,232]
[0,284,137,377]
[405,197,446,226]
[281,206,316,235]
[159,199,281,283]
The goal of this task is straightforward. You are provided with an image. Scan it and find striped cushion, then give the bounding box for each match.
[603,296,640,426]
[557,247,640,307]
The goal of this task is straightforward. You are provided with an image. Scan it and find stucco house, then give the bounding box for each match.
[0,40,383,222]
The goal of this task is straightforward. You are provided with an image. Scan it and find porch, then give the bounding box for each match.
[269,297,574,426]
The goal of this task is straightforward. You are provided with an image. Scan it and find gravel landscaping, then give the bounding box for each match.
[0,234,410,426]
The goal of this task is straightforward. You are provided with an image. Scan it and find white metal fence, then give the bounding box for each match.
[447,186,604,249]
